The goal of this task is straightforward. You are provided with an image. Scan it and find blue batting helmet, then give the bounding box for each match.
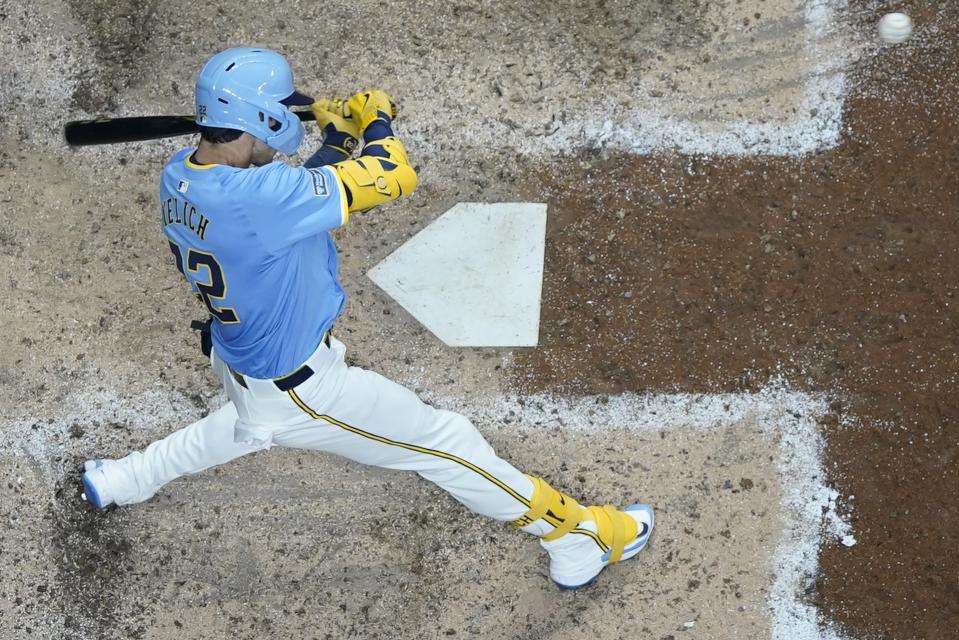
[195,47,313,155]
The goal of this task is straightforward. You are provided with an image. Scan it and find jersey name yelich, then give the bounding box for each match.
[162,197,210,240]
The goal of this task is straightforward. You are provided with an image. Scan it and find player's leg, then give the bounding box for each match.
[269,337,654,588]
[81,401,264,508]
[274,365,533,520]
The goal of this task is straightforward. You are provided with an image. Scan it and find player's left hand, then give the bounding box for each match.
[345,90,397,132]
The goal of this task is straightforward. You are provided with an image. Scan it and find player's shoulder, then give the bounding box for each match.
[226,161,332,199]
[164,148,193,169]
[159,149,193,194]
[230,160,306,185]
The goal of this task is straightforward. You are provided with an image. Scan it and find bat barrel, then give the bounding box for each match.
[63,111,317,146]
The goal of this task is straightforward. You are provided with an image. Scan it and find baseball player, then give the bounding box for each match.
[81,47,653,589]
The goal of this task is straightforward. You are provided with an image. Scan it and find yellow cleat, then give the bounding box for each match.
[541,502,654,589]
[515,475,654,588]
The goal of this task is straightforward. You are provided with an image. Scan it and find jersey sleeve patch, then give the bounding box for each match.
[307,169,329,197]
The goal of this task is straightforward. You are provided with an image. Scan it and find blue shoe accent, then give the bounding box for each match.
[557,576,598,590]
[82,471,104,509]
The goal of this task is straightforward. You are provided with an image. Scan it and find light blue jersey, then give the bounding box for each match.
[159,148,348,378]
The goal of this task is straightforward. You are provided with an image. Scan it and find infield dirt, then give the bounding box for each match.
[0,1,955,639]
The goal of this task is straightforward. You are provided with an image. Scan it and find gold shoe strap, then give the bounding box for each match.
[540,496,585,542]
[521,476,553,524]
[588,505,633,563]
[517,478,639,560]
[516,476,586,540]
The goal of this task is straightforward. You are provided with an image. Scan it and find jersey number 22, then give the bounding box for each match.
[168,241,240,324]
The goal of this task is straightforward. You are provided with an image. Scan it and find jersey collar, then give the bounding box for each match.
[185,151,218,170]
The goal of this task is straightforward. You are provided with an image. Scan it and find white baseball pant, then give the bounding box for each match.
[106,336,537,525]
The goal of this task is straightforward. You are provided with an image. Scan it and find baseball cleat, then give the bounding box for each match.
[541,503,654,589]
[81,459,116,509]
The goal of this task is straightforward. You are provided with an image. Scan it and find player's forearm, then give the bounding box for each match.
[303,116,394,169]
[361,119,395,149]
[331,121,416,213]
[303,143,351,169]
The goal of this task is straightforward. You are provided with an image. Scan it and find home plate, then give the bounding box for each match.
[368,202,547,347]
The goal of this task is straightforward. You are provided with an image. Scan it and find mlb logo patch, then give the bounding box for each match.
[307,169,328,197]
[177,180,189,193]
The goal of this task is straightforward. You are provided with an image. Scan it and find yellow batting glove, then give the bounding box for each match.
[345,90,397,132]
[311,98,360,155]
[311,98,361,139]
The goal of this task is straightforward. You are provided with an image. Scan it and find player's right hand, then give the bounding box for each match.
[345,90,397,132]
[311,98,360,155]
[312,98,361,138]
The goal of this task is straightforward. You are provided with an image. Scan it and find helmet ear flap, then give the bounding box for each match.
[260,111,281,132]
[263,107,304,155]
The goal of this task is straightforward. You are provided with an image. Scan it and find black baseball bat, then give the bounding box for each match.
[64,111,317,146]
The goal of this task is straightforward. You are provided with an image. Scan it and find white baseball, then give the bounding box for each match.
[878,12,913,44]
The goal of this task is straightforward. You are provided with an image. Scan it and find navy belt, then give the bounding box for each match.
[231,365,314,391]
[230,332,330,391]
[273,364,315,391]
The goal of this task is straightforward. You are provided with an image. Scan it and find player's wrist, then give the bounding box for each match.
[362,119,394,144]
[321,125,358,155]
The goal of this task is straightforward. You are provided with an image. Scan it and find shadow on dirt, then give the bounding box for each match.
[49,465,140,639]
[65,0,159,113]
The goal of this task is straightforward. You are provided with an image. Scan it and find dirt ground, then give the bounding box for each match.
[511,2,959,638]
[0,0,955,639]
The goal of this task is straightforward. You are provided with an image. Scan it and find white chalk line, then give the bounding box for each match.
[538,0,851,157]
[470,387,851,640]
[2,383,851,640]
